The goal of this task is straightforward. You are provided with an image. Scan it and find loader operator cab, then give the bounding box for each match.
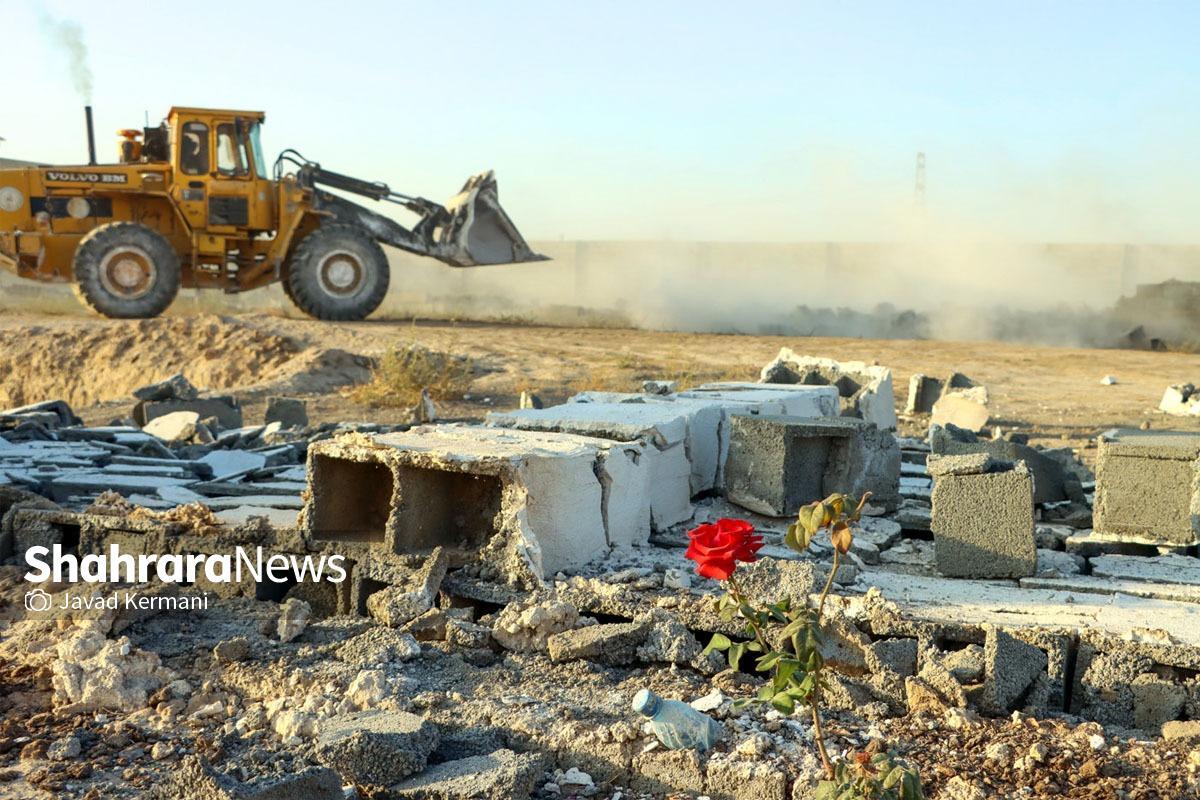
[164,107,274,232]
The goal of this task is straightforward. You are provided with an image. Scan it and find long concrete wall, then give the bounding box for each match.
[3,241,1199,338]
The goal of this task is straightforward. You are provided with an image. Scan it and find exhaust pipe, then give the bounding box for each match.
[84,106,96,166]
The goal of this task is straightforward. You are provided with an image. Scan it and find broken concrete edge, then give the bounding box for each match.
[757,348,897,430]
[302,428,664,588]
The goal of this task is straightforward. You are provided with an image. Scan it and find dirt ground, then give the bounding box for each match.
[1,311,1197,450]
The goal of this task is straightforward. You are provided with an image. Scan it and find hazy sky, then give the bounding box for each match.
[3,0,1198,242]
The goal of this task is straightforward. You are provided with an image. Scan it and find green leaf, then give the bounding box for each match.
[770,691,795,714]
[728,642,746,671]
[757,683,775,702]
[703,633,732,654]
[775,659,800,688]
[755,651,783,672]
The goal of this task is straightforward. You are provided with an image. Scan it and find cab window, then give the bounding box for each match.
[180,121,209,175]
[216,124,249,177]
[248,123,269,177]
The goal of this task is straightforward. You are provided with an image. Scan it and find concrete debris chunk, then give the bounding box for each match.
[547,619,650,665]
[366,547,449,627]
[276,598,310,643]
[150,755,342,800]
[980,626,1047,713]
[931,457,1036,578]
[727,557,817,606]
[1093,429,1200,546]
[135,395,243,430]
[724,415,900,516]
[1131,674,1187,731]
[931,385,990,433]
[491,598,579,652]
[133,372,199,402]
[381,748,544,800]
[314,709,440,789]
[905,373,944,414]
[758,349,897,429]
[1160,383,1200,416]
[143,410,200,442]
[337,627,422,666]
[264,396,308,428]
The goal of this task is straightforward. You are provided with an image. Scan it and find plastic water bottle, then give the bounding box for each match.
[631,689,723,752]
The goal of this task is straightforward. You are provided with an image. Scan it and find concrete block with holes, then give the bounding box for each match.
[303,426,651,582]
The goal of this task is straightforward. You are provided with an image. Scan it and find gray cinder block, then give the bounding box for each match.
[930,455,1035,578]
[724,415,900,516]
[1093,430,1200,547]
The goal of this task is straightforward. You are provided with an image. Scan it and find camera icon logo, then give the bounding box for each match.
[24,589,52,612]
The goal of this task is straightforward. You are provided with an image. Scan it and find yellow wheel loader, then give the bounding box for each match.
[0,107,546,320]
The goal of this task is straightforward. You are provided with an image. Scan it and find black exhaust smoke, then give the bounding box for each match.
[84,105,96,166]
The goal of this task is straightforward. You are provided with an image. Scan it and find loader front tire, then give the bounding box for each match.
[72,222,181,319]
[284,224,389,321]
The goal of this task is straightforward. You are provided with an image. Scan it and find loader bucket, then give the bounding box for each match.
[437,171,547,267]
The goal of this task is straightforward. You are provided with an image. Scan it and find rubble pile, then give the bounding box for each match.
[0,355,1199,799]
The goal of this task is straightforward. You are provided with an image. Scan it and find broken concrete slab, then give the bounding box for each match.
[1090,553,1200,586]
[314,709,440,789]
[757,350,896,429]
[1019,574,1200,604]
[1093,429,1200,546]
[133,372,199,402]
[381,749,544,800]
[1159,383,1200,416]
[305,427,611,581]
[487,403,689,531]
[265,396,308,429]
[678,382,841,419]
[46,471,196,502]
[198,450,270,481]
[143,411,200,442]
[150,755,342,800]
[724,415,899,515]
[547,619,650,665]
[851,570,1200,649]
[0,400,81,428]
[930,456,1036,578]
[134,395,243,430]
[931,387,990,433]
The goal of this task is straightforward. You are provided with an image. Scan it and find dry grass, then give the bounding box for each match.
[348,343,475,407]
[564,351,755,396]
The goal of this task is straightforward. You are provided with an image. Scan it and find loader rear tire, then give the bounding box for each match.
[72,222,181,319]
[284,224,389,321]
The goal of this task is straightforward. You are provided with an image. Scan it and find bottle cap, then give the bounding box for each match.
[631,688,660,717]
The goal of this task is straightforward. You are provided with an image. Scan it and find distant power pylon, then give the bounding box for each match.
[914,152,926,207]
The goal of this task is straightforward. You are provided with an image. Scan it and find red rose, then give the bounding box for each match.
[685,518,763,581]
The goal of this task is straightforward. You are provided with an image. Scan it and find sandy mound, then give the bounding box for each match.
[0,315,362,409]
